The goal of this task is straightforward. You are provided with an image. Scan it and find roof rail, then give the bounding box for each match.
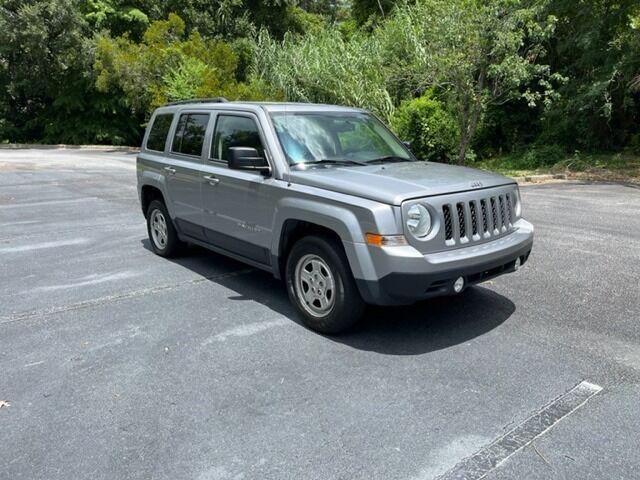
[165,97,228,106]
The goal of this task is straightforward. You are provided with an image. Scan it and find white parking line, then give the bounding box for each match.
[0,238,89,253]
[24,361,44,368]
[0,198,98,209]
[0,220,40,227]
[0,268,254,324]
[204,319,291,344]
[32,271,138,292]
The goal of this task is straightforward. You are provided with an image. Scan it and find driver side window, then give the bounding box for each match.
[211,115,265,162]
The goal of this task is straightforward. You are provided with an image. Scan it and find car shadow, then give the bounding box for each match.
[332,288,515,355]
[142,240,515,356]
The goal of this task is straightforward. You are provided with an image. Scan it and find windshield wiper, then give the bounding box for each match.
[294,159,368,167]
[366,155,413,164]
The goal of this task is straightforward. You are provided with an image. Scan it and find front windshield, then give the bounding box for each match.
[270,112,412,165]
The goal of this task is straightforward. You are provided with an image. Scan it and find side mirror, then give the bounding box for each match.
[403,141,412,151]
[228,147,271,175]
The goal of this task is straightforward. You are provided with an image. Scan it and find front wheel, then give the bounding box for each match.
[285,235,365,334]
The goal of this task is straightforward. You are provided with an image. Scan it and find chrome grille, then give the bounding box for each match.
[438,188,518,247]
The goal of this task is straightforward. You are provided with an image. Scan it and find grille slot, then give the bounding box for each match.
[442,205,453,240]
[456,203,466,238]
[480,199,489,233]
[490,197,499,230]
[469,201,478,236]
[506,194,513,224]
[498,195,507,228]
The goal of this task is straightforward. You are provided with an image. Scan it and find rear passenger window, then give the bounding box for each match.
[146,113,173,152]
[171,113,209,157]
[211,115,265,162]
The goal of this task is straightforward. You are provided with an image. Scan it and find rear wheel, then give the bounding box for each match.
[146,199,183,257]
[286,235,365,334]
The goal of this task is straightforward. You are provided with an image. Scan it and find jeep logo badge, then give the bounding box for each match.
[470,181,483,188]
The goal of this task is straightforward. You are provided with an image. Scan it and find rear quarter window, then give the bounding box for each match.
[171,113,210,157]
[146,113,173,152]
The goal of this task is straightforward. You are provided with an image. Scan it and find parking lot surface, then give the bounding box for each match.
[1,148,639,480]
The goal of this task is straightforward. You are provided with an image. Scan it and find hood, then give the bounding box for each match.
[286,161,514,205]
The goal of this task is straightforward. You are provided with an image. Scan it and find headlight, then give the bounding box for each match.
[406,204,431,238]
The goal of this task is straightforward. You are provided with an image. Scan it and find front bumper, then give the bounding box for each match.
[354,219,534,305]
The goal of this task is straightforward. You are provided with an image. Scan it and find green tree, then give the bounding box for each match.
[351,0,401,26]
[0,0,137,143]
[82,0,150,39]
[0,0,87,140]
[94,14,277,115]
[377,0,563,164]
[536,0,640,151]
[136,0,306,39]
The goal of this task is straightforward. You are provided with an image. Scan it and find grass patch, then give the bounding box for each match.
[472,150,640,182]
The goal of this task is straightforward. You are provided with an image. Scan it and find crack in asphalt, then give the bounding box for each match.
[0,268,254,325]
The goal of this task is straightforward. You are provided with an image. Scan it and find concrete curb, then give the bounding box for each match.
[0,144,139,152]
[512,173,567,184]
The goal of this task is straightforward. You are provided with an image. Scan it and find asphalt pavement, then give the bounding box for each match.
[1,148,639,480]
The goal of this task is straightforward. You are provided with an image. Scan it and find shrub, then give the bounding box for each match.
[476,144,567,172]
[253,28,393,120]
[517,144,566,169]
[390,92,459,163]
[628,133,640,155]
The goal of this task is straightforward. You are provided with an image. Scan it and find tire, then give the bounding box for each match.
[285,235,365,334]
[146,199,183,257]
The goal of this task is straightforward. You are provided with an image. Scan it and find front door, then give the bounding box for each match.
[200,112,278,266]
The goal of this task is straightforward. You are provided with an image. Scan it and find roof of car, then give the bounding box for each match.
[156,100,366,114]
[252,102,365,113]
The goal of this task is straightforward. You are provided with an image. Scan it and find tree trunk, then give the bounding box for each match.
[457,126,470,165]
[457,69,486,165]
[457,90,471,165]
[458,102,482,164]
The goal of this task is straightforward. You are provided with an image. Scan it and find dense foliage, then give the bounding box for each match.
[94,13,278,114]
[391,91,459,163]
[1,0,638,163]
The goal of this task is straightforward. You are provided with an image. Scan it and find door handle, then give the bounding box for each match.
[203,175,220,186]
[164,166,176,175]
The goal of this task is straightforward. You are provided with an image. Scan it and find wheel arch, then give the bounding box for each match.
[140,185,166,217]
[271,199,369,280]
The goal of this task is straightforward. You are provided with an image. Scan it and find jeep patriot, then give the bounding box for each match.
[137,98,534,333]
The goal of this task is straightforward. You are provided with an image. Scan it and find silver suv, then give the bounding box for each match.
[137,99,533,333]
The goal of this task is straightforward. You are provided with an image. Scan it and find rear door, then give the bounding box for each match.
[199,111,278,266]
[164,110,211,240]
